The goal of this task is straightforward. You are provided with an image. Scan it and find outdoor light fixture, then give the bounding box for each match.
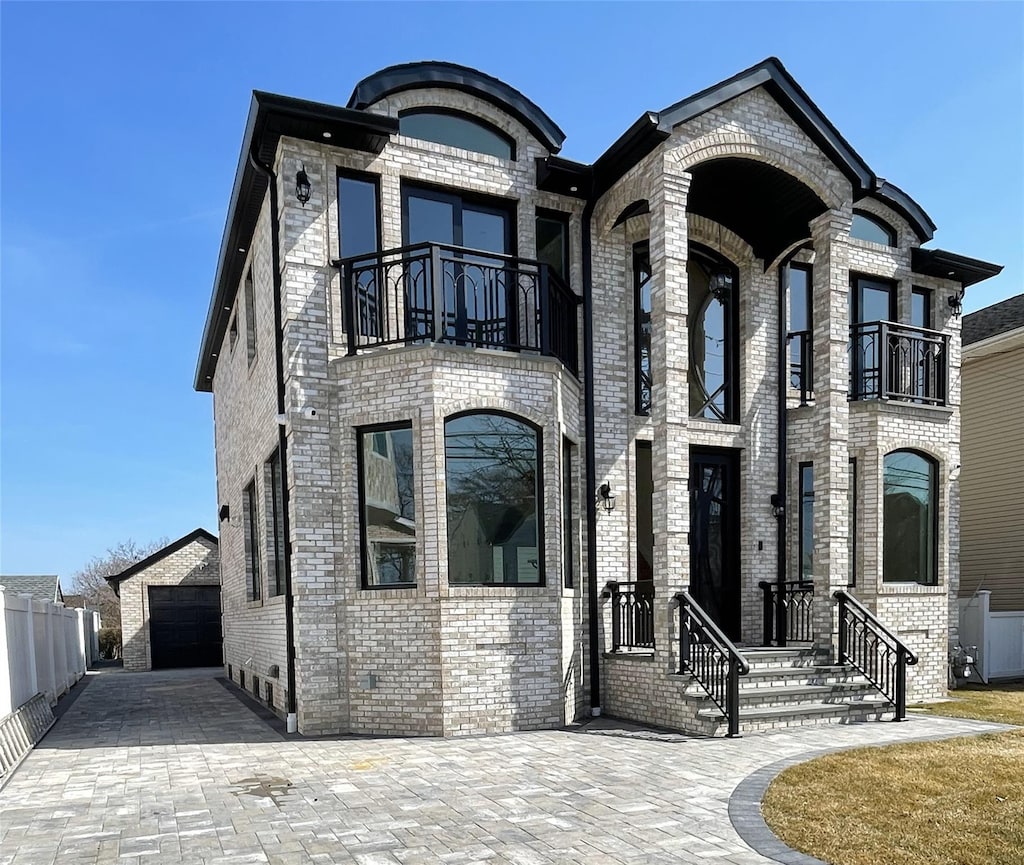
[708,222,732,303]
[948,289,965,318]
[598,482,617,512]
[770,493,785,519]
[295,163,312,206]
[218,504,230,522]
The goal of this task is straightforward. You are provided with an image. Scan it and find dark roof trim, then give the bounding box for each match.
[535,155,591,199]
[194,92,397,392]
[592,112,669,198]
[105,528,218,590]
[869,181,935,242]
[911,248,1003,288]
[347,61,565,154]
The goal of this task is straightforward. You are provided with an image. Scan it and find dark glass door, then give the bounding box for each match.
[850,276,896,398]
[689,449,740,641]
[402,186,514,346]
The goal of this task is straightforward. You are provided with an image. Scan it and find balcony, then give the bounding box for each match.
[850,321,949,406]
[337,243,580,375]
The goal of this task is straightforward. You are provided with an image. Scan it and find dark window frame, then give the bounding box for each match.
[882,448,939,586]
[786,262,813,393]
[911,286,932,329]
[850,273,898,324]
[562,437,575,590]
[266,446,286,597]
[688,242,740,424]
[243,479,261,602]
[443,409,545,587]
[633,241,652,416]
[798,462,814,584]
[243,267,257,367]
[357,421,417,590]
[848,456,857,587]
[536,207,570,282]
[228,312,239,353]
[399,107,517,161]
[851,210,897,246]
[337,168,382,259]
[401,181,517,255]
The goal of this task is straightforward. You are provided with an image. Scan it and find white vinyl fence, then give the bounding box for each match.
[959,590,1024,682]
[0,586,101,718]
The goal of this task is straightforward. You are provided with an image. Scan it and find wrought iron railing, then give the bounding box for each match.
[336,242,580,375]
[604,581,655,651]
[787,329,813,404]
[675,590,750,737]
[849,321,948,405]
[758,580,814,646]
[835,590,918,720]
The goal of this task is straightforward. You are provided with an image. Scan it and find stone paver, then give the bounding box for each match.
[0,668,1008,865]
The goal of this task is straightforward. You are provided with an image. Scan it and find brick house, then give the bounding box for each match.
[195,58,1001,736]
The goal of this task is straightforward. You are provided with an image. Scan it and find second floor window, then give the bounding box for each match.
[634,242,652,416]
[266,448,286,597]
[688,246,738,423]
[536,210,569,282]
[399,109,515,160]
[339,172,381,337]
[787,263,812,397]
[243,479,261,601]
[851,211,896,246]
[243,268,257,366]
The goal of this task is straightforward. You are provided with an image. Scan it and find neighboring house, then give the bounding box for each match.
[0,575,64,605]
[959,294,1024,680]
[106,529,222,672]
[195,58,1001,736]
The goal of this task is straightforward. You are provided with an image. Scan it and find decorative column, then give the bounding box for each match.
[649,160,691,670]
[808,209,853,657]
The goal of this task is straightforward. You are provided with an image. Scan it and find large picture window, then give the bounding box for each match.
[445,412,541,585]
[883,450,938,585]
[358,424,416,587]
[688,245,738,422]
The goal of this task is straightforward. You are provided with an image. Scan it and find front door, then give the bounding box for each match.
[689,449,741,641]
[402,185,515,346]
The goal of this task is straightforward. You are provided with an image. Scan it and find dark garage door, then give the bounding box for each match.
[148,586,223,669]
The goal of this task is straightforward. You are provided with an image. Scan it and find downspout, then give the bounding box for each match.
[775,261,789,647]
[582,196,601,714]
[248,148,299,734]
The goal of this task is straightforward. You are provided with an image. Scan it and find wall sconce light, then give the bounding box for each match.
[948,289,965,318]
[949,464,962,481]
[295,163,312,206]
[709,267,733,303]
[218,504,230,522]
[598,483,617,512]
[770,493,785,519]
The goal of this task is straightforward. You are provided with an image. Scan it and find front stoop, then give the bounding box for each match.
[677,648,895,736]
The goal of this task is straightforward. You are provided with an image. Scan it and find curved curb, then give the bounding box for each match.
[728,718,1016,865]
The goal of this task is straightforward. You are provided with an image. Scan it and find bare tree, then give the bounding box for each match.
[71,537,167,628]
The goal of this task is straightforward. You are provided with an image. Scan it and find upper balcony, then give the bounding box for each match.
[336,243,580,376]
[789,321,950,407]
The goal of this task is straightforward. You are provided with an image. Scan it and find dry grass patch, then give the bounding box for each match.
[763,685,1024,865]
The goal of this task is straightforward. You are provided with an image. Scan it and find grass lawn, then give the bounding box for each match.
[762,683,1024,865]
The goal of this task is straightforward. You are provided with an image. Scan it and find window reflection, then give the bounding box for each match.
[851,212,896,246]
[634,243,652,415]
[688,250,736,422]
[360,426,416,586]
[883,450,937,585]
[400,111,515,160]
[445,413,541,585]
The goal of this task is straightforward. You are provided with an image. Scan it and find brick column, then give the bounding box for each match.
[809,209,852,657]
[649,162,691,670]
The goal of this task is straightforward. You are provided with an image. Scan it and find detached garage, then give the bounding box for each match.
[107,529,221,672]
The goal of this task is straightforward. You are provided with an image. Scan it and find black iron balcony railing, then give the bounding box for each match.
[787,329,813,405]
[850,321,948,405]
[336,243,580,375]
[604,581,655,652]
[758,580,814,646]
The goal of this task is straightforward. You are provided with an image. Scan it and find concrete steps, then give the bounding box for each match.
[679,647,894,735]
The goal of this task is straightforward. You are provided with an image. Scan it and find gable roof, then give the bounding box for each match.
[963,294,1024,345]
[105,528,218,590]
[0,575,63,604]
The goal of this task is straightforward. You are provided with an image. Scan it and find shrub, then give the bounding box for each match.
[98,628,122,659]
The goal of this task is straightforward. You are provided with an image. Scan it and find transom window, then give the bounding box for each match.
[399,109,515,160]
[883,450,938,585]
[851,211,896,246]
[445,412,541,585]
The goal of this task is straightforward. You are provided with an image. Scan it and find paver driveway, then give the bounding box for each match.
[0,668,1007,865]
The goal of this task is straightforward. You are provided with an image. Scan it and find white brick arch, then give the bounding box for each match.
[439,399,550,432]
[592,163,656,239]
[687,214,756,267]
[668,134,846,213]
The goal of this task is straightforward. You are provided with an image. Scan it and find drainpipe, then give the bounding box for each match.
[248,148,298,734]
[775,262,789,646]
[582,196,601,714]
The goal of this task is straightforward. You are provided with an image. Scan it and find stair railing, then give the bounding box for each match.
[604,581,655,651]
[758,580,814,646]
[674,590,750,737]
[834,590,919,720]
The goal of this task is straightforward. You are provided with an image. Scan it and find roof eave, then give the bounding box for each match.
[911,247,1004,288]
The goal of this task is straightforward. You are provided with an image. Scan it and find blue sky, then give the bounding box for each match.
[2,2,1021,582]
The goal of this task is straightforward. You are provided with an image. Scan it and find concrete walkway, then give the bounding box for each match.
[0,668,1007,865]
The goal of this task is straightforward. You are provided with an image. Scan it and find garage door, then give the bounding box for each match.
[148,586,223,669]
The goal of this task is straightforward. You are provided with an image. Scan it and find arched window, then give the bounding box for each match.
[851,211,896,246]
[688,245,738,422]
[445,412,541,585]
[399,109,515,160]
[883,450,938,585]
